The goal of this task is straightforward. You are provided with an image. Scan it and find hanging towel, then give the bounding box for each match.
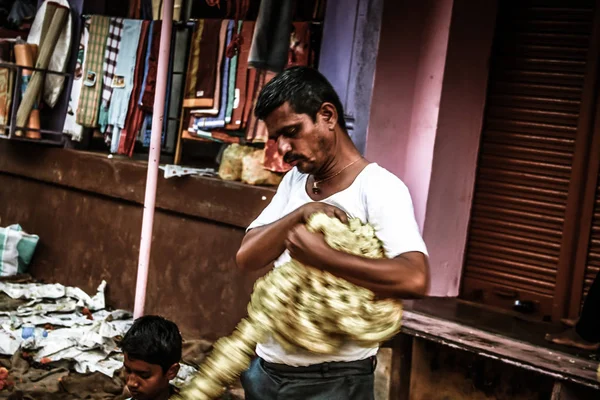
[76,15,110,128]
[98,17,124,138]
[107,19,143,153]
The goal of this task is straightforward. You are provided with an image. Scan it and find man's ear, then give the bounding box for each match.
[166,363,180,381]
[318,102,338,130]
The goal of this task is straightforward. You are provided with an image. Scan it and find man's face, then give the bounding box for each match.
[265,102,334,175]
[124,353,178,400]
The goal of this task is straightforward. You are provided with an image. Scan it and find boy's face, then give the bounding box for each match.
[124,353,179,400]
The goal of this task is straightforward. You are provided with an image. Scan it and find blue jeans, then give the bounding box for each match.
[241,357,376,400]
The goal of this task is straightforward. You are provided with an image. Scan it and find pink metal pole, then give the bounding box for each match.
[134,0,174,319]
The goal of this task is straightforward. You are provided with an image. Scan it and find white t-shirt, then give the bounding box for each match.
[247,163,428,366]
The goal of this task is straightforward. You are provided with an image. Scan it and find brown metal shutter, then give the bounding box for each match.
[461,0,595,319]
[582,181,600,301]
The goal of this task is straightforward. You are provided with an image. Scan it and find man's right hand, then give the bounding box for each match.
[298,202,348,224]
[237,203,347,272]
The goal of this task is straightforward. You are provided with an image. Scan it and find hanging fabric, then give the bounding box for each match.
[63,17,89,141]
[140,21,162,112]
[26,0,72,108]
[183,19,222,109]
[225,21,242,124]
[248,0,294,72]
[226,20,254,130]
[98,17,124,143]
[192,20,234,131]
[188,19,228,118]
[107,19,143,152]
[76,15,110,128]
[118,20,150,156]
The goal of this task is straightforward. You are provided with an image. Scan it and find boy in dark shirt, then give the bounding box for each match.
[121,315,182,400]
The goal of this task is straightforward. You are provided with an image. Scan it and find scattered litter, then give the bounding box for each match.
[0,280,130,377]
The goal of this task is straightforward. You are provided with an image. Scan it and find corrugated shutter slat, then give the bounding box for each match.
[461,0,594,318]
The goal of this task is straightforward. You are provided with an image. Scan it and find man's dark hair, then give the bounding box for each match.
[120,315,182,373]
[254,66,347,131]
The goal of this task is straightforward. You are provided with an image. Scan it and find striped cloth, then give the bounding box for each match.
[99,18,124,141]
[225,21,242,124]
[76,15,110,128]
[0,224,39,277]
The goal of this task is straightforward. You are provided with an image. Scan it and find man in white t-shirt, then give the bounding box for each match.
[237,66,430,400]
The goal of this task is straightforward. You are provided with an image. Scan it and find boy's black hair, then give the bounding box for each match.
[254,66,347,132]
[120,315,182,373]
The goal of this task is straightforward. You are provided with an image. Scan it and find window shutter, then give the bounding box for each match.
[461,0,596,319]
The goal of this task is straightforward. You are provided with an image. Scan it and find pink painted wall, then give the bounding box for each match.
[366,0,428,179]
[422,0,498,296]
[402,0,453,229]
[367,0,498,296]
[366,0,453,229]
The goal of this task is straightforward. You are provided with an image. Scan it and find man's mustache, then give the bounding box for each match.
[284,153,303,164]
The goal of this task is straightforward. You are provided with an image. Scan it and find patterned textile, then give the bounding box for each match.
[107,19,143,153]
[76,15,110,128]
[99,17,124,137]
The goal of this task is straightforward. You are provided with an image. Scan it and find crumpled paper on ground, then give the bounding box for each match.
[0,281,129,377]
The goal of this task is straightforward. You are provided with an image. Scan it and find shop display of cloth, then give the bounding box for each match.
[26,0,72,108]
[65,11,320,170]
[98,17,124,139]
[63,17,89,141]
[76,15,110,128]
[107,19,143,153]
[248,0,294,72]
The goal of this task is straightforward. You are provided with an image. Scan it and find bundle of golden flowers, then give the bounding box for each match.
[174,212,403,399]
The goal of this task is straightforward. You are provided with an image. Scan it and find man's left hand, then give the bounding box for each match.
[285,225,333,269]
